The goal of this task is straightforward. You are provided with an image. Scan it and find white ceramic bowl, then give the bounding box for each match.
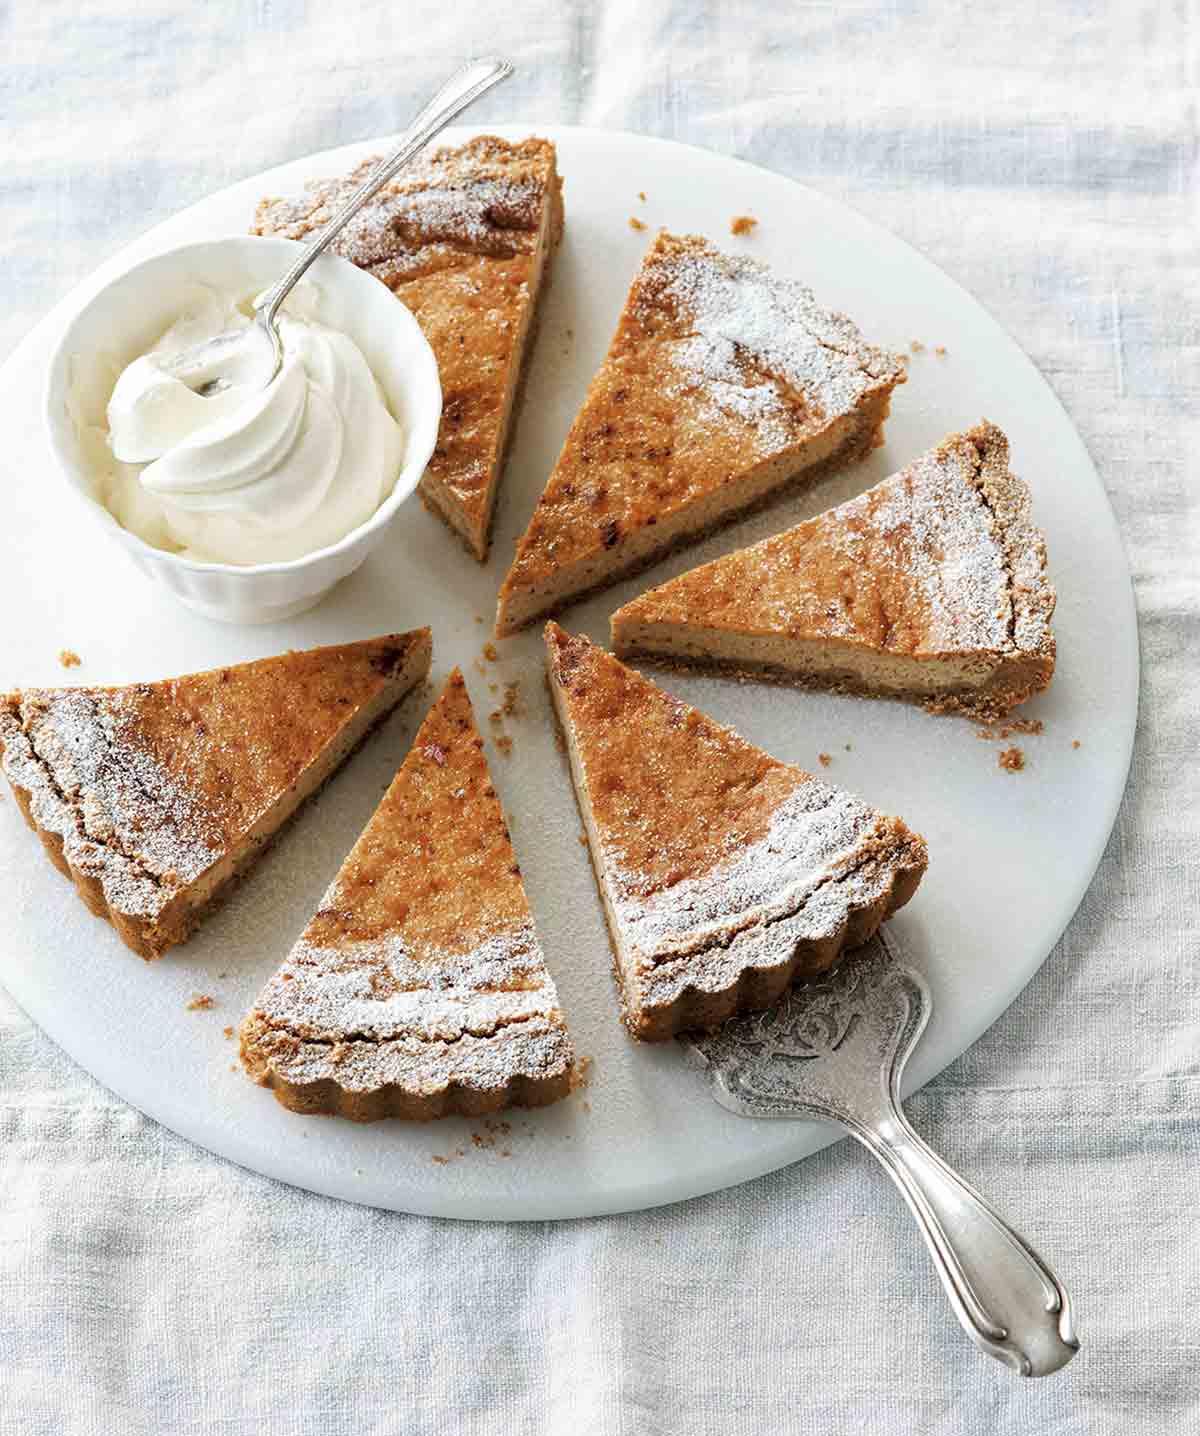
[45,237,442,623]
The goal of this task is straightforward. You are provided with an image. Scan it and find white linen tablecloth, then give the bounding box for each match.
[1,2,1196,1431]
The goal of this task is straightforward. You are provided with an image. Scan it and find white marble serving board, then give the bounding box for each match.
[0,126,1137,1219]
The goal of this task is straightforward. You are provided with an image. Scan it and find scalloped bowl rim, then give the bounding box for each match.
[43,235,443,577]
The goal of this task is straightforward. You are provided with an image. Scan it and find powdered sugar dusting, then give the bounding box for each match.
[248,920,572,1093]
[249,1015,573,1096]
[254,141,549,282]
[0,690,219,921]
[974,429,1055,659]
[1011,546,1052,652]
[256,921,563,1044]
[855,441,1013,654]
[644,238,905,454]
[822,426,1054,660]
[604,774,889,965]
[639,847,904,1010]
[667,332,795,448]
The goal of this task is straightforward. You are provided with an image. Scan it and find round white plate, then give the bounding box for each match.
[0,126,1137,1220]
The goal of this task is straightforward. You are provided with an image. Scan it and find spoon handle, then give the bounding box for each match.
[848,1102,1079,1376]
[260,55,513,324]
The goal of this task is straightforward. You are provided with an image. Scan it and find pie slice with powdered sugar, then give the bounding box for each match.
[254,135,564,561]
[0,632,432,959]
[611,422,1056,719]
[495,231,907,635]
[545,624,927,1041]
[239,670,575,1121]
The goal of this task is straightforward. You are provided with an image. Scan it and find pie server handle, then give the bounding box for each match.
[847,1096,1079,1376]
[686,935,1079,1376]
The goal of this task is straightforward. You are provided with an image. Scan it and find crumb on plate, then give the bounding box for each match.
[998,746,1025,773]
[628,216,647,231]
[978,717,1044,742]
[58,649,82,669]
[186,994,214,1011]
[730,215,758,236]
[471,1121,510,1151]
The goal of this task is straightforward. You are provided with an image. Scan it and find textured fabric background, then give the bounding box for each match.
[1,2,1197,1431]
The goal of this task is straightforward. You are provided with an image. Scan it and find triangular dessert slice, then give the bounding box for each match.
[495,232,906,635]
[254,135,564,560]
[0,632,431,959]
[545,624,926,1041]
[239,670,575,1120]
[611,422,1056,718]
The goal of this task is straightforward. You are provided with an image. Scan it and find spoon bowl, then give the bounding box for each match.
[160,315,281,399]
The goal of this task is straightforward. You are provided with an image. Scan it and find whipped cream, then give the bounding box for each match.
[99,283,404,564]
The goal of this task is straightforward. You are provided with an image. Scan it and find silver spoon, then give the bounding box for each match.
[684,928,1079,1377]
[165,55,514,398]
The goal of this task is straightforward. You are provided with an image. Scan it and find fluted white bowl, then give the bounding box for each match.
[45,237,442,623]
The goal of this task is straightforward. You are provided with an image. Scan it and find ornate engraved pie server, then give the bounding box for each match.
[683,928,1079,1377]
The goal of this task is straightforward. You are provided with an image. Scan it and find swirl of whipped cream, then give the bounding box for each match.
[102,283,404,564]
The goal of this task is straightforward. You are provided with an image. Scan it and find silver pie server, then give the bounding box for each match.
[159,55,514,398]
[683,929,1079,1377]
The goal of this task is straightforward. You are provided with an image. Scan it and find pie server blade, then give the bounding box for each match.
[682,928,1079,1377]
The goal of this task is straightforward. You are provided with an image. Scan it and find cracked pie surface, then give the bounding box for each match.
[254,135,564,560]
[496,231,906,634]
[0,633,431,959]
[612,423,1055,718]
[239,670,574,1120]
[545,624,927,1040]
